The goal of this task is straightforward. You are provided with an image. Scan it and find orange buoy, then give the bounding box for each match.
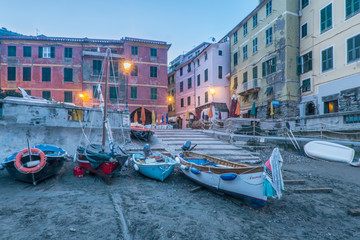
[14,148,46,174]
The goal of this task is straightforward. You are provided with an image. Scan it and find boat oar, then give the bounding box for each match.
[27,137,32,163]
[189,144,197,152]
[27,137,37,185]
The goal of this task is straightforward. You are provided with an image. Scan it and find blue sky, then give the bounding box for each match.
[1,0,258,63]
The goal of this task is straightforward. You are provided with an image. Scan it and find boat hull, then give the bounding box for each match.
[304,141,355,163]
[76,154,120,176]
[2,145,66,185]
[178,152,267,207]
[75,144,128,180]
[132,153,177,181]
[180,166,266,207]
[130,127,154,142]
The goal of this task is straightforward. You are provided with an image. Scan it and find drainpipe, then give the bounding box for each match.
[0,41,2,90]
[81,41,84,106]
[193,60,196,115]
[298,1,302,118]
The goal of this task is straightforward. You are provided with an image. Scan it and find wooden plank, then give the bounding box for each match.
[190,186,203,193]
[348,208,360,216]
[284,180,306,185]
[161,151,171,157]
[294,188,333,193]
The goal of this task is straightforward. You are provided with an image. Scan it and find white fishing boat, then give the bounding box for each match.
[177,141,284,208]
[304,141,355,163]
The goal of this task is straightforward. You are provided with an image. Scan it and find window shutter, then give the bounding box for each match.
[262,62,266,77]
[324,103,329,114]
[296,56,302,75]
[308,51,312,71]
[39,47,42,58]
[51,47,55,58]
[271,57,276,73]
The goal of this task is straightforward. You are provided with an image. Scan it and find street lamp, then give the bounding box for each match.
[123,61,132,111]
[79,92,86,106]
[209,88,215,102]
[168,96,173,113]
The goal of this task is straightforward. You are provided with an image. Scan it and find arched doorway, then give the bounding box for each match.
[305,102,315,116]
[176,116,183,129]
[130,107,152,125]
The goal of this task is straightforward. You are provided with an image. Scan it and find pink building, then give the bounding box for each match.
[170,40,230,129]
[0,34,170,124]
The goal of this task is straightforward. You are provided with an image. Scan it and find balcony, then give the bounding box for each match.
[238,78,260,96]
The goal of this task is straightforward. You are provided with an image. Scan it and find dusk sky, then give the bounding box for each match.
[1,0,258,64]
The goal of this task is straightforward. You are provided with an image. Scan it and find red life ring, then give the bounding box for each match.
[14,148,46,174]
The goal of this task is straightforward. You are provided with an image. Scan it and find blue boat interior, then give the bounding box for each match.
[3,144,65,163]
[133,153,173,164]
[183,158,217,167]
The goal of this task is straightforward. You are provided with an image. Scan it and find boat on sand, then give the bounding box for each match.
[130,126,154,142]
[1,144,67,185]
[177,141,284,208]
[304,141,355,163]
[131,144,178,181]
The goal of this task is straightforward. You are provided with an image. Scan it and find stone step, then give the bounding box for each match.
[156,135,211,138]
[165,141,228,145]
[174,146,241,151]
[157,138,213,142]
[154,134,207,137]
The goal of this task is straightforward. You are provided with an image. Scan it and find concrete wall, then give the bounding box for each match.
[0,100,130,159]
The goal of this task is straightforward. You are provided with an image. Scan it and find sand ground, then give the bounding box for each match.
[0,147,360,240]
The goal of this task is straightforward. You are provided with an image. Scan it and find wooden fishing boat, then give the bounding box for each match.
[1,144,67,185]
[75,49,128,182]
[177,141,284,207]
[177,151,267,207]
[304,141,355,163]
[76,144,128,179]
[132,152,178,181]
[130,126,154,142]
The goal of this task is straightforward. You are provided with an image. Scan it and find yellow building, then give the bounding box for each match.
[299,0,360,119]
[228,0,300,119]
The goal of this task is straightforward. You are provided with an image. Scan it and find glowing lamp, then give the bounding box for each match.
[123,62,132,70]
[210,88,215,95]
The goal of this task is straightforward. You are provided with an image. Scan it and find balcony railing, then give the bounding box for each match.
[238,78,259,95]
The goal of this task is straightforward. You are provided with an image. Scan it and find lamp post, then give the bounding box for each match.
[123,61,132,111]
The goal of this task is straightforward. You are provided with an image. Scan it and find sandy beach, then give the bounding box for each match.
[1,146,360,240]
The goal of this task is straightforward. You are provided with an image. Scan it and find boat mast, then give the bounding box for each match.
[102,52,110,152]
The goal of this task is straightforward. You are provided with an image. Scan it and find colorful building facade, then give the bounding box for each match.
[299,0,360,119]
[168,41,230,129]
[0,35,170,124]
[228,0,300,119]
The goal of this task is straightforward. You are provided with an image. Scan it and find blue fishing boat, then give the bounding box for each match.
[131,144,178,181]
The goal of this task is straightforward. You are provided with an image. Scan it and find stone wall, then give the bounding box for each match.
[0,100,130,159]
